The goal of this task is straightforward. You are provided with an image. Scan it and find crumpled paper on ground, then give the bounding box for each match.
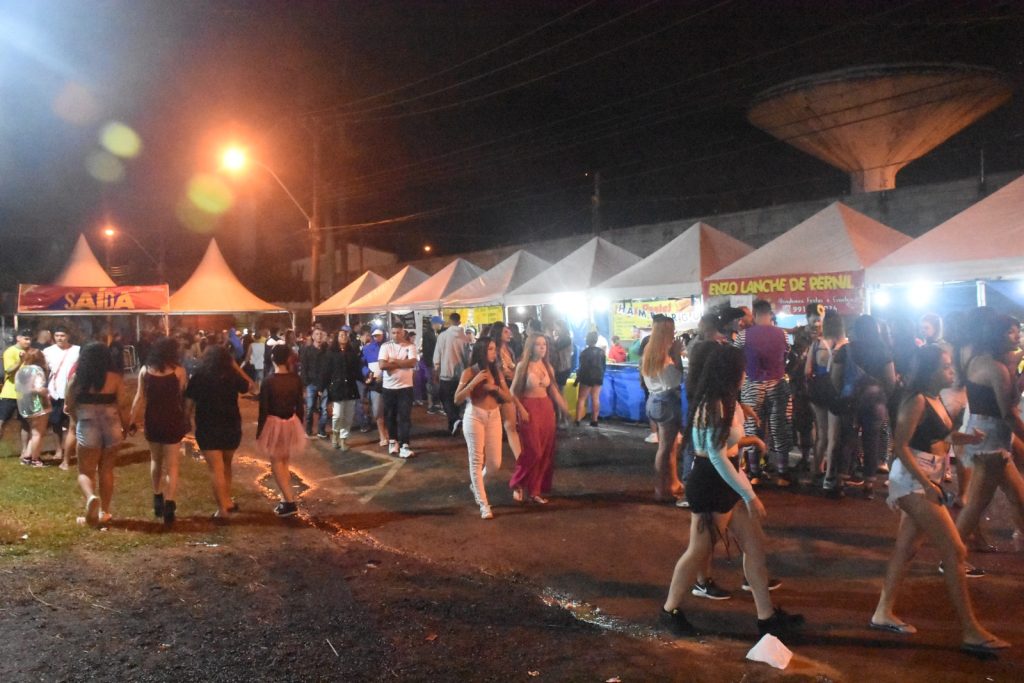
[745,633,792,669]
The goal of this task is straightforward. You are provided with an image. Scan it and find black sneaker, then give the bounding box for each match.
[162,500,176,526]
[757,607,805,637]
[589,421,598,427]
[153,493,164,518]
[275,501,298,518]
[659,607,695,636]
[691,579,732,600]
[742,578,781,592]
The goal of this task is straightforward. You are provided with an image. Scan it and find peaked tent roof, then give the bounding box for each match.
[707,202,911,281]
[169,239,286,314]
[389,258,485,311]
[53,234,116,287]
[313,271,387,316]
[444,250,552,307]
[867,174,1024,284]
[345,265,430,314]
[595,223,753,300]
[504,237,641,306]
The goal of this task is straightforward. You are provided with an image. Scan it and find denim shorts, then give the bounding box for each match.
[76,404,123,450]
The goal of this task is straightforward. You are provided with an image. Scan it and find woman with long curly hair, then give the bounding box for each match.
[641,316,685,502]
[65,342,130,525]
[130,336,189,526]
[509,333,568,504]
[661,344,803,638]
[488,321,522,460]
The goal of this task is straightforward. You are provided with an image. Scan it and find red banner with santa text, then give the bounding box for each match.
[18,284,169,313]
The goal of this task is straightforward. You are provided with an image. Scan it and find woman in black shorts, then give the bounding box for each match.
[661,344,803,638]
[185,345,253,521]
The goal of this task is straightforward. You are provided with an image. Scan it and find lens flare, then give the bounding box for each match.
[85,151,125,183]
[100,122,142,158]
[53,82,100,125]
[176,197,218,234]
[187,174,234,214]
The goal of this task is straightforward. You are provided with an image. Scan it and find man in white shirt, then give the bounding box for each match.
[378,323,419,458]
[432,312,470,436]
[42,325,80,470]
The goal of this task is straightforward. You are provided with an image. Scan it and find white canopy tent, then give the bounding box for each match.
[594,222,752,300]
[169,239,287,315]
[866,174,1024,285]
[444,250,552,307]
[388,258,484,312]
[345,265,429,315]
[707,202,911,281]
[504,237,641,307]
[54,234,116,287]
[312,271,387,317]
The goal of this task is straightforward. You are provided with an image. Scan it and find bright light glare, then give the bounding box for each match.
[908,282,934,308]
[103,226,115,238]
[371,318,383,327]
[515,307,527,315]
[221,147,248,172]
[423,245,432,253]
[187,174,234,214]
[100,121,142,158]
[590,296,609,311]
[85,150,125,183]
[872,289,891,308]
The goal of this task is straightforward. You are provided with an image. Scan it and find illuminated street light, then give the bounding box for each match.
[100,223,163,276]
[219,145,321,304]
[423,245,432,253]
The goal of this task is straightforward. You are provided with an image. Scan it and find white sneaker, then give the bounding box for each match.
[388,440,399,455]
[399,444,415,459]
[480,505,493,520]
[644,433,659,444]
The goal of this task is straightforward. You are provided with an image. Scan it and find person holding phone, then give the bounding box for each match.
[870,345,1006,653]
[456,337,513,519]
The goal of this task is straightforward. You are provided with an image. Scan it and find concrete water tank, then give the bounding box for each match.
[747,64,1013,193]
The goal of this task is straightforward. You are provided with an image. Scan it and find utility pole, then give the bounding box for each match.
[591,170,601,234]
[308,124,322,307]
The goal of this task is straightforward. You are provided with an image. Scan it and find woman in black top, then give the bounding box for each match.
[257,344,306,517]
[185,345,253,521]
[321,328,362,451]
[830,315,896,500]
[870,345,1005,653]
[574,331,606,427]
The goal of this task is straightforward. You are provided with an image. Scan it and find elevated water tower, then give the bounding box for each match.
[747,64,1013,193]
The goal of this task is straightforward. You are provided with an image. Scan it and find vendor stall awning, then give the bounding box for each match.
[346,265,429,315]
[504,237,641,307]
[595,222,752,300]
[53,234,116,287]
[169,239,286,315]
[443,250,551,307]
[313,271,387,316]
[866,174,1024,285]
[389,258,484,312]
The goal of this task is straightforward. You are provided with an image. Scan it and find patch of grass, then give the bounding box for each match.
[0,436,235,559]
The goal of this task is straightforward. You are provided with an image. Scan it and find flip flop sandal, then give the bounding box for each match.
[870,620,917,635]
[960,639,1011,655]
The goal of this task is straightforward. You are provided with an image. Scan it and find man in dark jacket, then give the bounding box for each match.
[299,328,329,438]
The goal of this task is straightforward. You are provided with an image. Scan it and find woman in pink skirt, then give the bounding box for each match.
[257,344,306,517]
[510,333,568,504]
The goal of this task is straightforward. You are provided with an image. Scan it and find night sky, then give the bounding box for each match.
[1,0,1022,298]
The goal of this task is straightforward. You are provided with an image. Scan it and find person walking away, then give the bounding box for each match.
[661,344,803,638]
[322,327,362,451]
[642,317,686,502]
[434,312,471,436]
[15,349,51,467]
[378,324,419,459]
[575,331,606,427]
[830,315,896,500]
[805,308,846,488]
[43,325,80,470]
[65,342,130,525]
[130,337,189,526]
[509,334,569,504]
[489,321,522,459]
[257,344,306,517]
[1,329,33,459]
[551,319,574,391]
[246,329,267,392]
[185,345,253,521]
[734,300,794,486]
[299,328,329,438]
[362,327,389,445]
[422,316,443,414]
[871,345,1008,653]
[456,337,513,518]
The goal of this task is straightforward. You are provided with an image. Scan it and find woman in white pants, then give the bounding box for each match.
[322,328,362,451]
[489,321,522,459]
[456,337,513,519]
